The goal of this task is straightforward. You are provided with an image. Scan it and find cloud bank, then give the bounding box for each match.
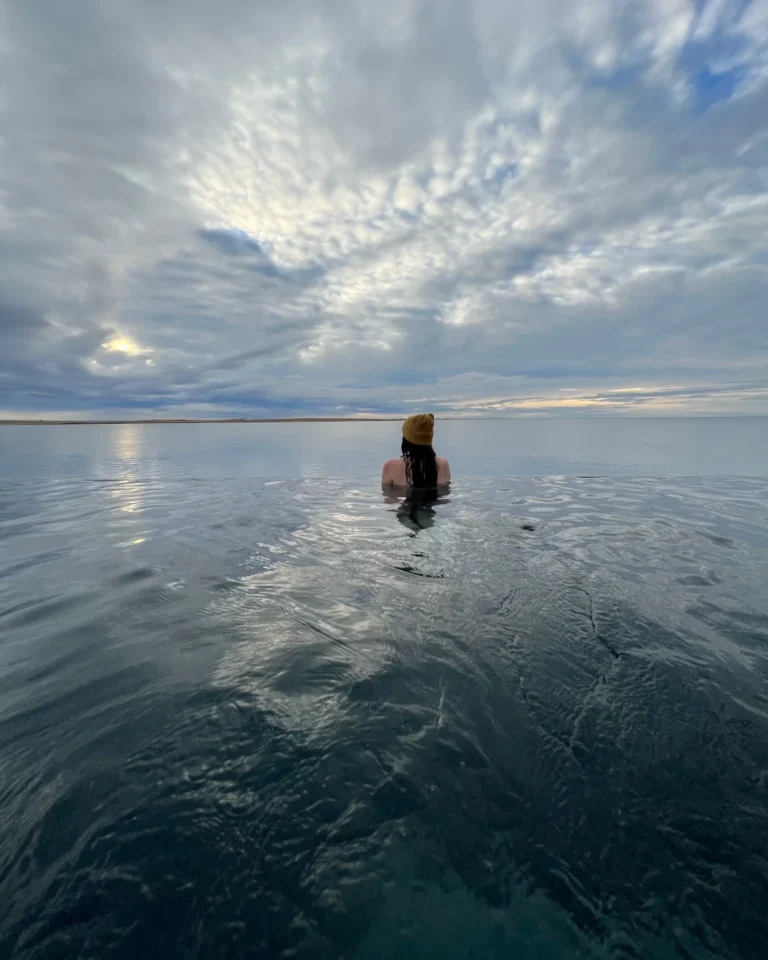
[1,0,767,417]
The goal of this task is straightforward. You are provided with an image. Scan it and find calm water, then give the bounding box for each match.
[2,417,768,480]
[1,421,768,959]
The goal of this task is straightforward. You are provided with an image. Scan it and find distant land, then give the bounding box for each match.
[0,417,414,426]
[1,414,765,425]
[0,411,768,427]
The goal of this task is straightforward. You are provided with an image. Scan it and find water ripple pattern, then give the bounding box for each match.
[1,476,767,959]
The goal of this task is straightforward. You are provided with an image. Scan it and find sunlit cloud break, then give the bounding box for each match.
[1,0,767,418]
[102,335,152,358]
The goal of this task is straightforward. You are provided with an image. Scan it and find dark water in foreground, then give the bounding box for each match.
[1,470,768,960]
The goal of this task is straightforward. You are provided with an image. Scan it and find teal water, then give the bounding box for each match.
[1,422,768,959]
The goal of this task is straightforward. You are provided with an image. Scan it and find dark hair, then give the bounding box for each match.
[401,437,438,496]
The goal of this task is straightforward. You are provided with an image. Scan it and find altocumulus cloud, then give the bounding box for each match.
[1,0,767,418]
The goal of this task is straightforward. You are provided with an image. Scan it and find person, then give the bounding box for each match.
[381,413,451,492]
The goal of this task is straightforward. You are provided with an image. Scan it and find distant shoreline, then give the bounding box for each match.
[0,417,410,426]
[1,414,765,425]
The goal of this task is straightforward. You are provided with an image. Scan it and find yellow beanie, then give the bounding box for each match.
[402,412,435,447]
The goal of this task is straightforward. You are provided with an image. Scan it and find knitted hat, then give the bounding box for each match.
[402,412,435,447]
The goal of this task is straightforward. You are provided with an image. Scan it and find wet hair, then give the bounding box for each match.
[401,437,438,497]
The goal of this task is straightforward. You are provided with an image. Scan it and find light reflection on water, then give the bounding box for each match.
[0,475,767,959]
[2,417,768,481]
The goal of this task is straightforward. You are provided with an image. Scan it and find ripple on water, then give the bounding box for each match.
[0,477,767,959]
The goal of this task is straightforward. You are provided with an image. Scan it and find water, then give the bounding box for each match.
[2,416,768,480]
[1,421,768,959]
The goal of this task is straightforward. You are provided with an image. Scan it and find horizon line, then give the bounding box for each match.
[2,413,768,426]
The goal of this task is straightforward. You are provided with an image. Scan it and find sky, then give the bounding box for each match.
[1,0,767,419]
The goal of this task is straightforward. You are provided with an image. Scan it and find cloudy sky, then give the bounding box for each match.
[1,0,767,418]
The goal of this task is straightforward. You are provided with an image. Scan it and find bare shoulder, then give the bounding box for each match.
[381,458,403,482]
[436,456,451,481]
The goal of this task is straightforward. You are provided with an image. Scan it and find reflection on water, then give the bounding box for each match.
[1,476,768,959]
[396,501,437,534]
[109,425,146,526]
[3,418,768,482]
[382,484,452,536]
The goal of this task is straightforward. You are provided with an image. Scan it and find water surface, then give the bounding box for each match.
[1,424,767,959]
[2,416,768,480]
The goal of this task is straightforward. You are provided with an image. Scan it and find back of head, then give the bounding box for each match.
[401,412,434,448]
[401,413,437,496]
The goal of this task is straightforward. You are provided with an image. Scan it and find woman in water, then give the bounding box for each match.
[381,413,451,492]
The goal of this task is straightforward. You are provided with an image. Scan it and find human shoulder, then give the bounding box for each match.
[382,457,403,482]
